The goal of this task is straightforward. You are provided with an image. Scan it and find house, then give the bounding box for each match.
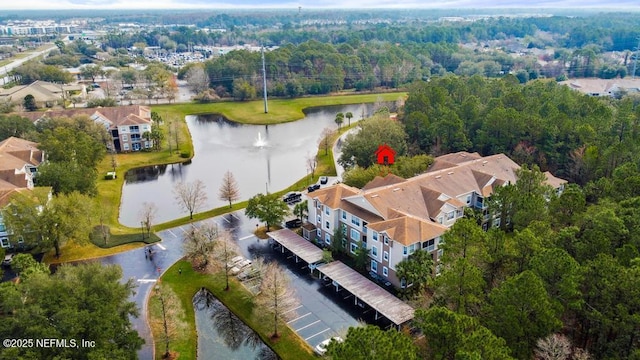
[306,152,567,288]
[0,80,83,108]
[559,78,640,97]
[375,144,396,165]
[20,105,153,152]
[0,137,45,248]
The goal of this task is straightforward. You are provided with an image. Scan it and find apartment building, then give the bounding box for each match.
[21,105,153,153]
[306,152,567,288]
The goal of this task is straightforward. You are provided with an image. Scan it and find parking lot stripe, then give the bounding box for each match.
[239,235,254,241]
[305,328,331,341]
[296,320,321,331]
[283,305,303,315]
[166,229,177,237]
[156,244,166,250]
[287,312,311,324]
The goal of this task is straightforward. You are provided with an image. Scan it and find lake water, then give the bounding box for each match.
[119,103,377,227]
[193,288,277,360]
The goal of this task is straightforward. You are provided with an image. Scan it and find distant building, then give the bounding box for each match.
[306,152,566,288]
[0,80,82,109]
[559,78,640,97]
[20,105,153,153]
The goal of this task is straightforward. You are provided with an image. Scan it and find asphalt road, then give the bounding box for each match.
[98,211,363,359]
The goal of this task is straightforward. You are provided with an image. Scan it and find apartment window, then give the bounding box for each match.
[341,210,347,220]
[400,278,407,288]
[493,218,501,228]
[122,134,128,141]
[325,233,331,245]
[0,223,5,232]
[317,201,321,209]
[384,236,389,245]
[351,216,360,227]
[371,246,378,257]
[372,231,378,242]
[466,194,472,205]
[0,237,8,248]
[130,125,140,133]
[403,244,416,256]
[350,242,358,254]
[447,211,455,220]
[123,143,130,151]
[350,229,359,241]
[371,260,378,272]
[438,216,443,224]
[131,133,141,141]
[383,251,389,261]
[382,267,388,277]
[342,238,347,249]
[325,207,330,216]
[325,221,330,230]
[423,239,435,252]
[341,223,347,236]
[314,199,318,208]
[317,215,321,223]
[316,229,321,237]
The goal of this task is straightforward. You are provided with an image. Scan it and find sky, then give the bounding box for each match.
[1,0,638,10]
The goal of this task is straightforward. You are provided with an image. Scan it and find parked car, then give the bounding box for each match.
[319,176,328,184]
[282,192,302,204]
[2,253,14,267]
[285,218,302,229]
[315,337,343,356]
[308,184,321,193]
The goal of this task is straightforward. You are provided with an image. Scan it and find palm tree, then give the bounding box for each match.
[335,112,344,130]
[345,111,353,126]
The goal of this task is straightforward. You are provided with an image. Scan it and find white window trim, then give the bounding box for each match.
[350,243,358,254]
[383,251,389,261]
[350,229,359,241]
[371,260,378,272]
[382,266,388,277]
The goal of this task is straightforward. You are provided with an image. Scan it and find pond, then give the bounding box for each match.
[193,288,277,360]
[119,103,379,226]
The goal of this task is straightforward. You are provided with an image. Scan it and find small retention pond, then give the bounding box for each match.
[193,288,278,360]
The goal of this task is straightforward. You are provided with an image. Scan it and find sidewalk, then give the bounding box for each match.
[332,127,360,181]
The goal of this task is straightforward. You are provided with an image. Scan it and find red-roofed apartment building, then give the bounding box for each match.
[0,137,45,248]
[20,105,153,153]
[306,151,567,288]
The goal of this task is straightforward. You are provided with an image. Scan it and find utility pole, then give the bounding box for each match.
[262,46,268,113]
[633,37,640,79]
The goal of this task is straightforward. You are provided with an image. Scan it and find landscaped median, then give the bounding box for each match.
[148,259,315,360]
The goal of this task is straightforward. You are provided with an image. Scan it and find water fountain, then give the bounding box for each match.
[253,131,267,147]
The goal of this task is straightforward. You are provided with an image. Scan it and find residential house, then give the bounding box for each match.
[559,78,640,97]
[20,105,153,152]
[0,137,45,248]
[0,80,83,108]
[306,152,567,288]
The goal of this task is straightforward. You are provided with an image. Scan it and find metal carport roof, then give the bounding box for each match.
[267,228,324,265]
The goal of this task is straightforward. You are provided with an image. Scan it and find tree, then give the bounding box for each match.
[353,240,370,271]
[414,306,513,360]
[80,64,103,83]
[306,152,318,179]
[345,111,353,126]
[183,223,218,270]
[10,253,49,281]
[23,94,37,111]
[396,248,433,297]
[232,78,256,101]
[483,271,562,359]
[218,171,240,208]
[335,112,344,130]
[338,115,407,168]
[0,114,35,141]
[327,325,418,360]
[256,262,299,338]
[245,193,289,231]
[0,263,143,359]
[534,334,571,360]
[2,190,94,258]
[210,230,240,291]
[173,180,208,219]
[293,200,308,222]
[151,283,186,359]
[138,202,158,239]
[319,127,335,156]
[185,65,209,94]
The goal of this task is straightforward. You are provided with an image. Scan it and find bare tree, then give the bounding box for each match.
[319,127,335,156]
[183,223,218,269]
[185,65,210,94]
[173,180,208,219]
[139,202,158,239]
[256,262,299,338]
[209,231,240,291]
[535,334,571,360]
[218,171,240,208]
[152,284,185,359]
[306,152,317,179]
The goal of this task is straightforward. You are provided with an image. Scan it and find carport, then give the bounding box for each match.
[318,261,414,327]
[267,229,324,273]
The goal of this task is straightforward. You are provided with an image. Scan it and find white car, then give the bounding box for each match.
[314,337,343,356]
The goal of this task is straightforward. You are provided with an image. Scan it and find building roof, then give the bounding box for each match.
[18,105,152,129]
[0,137,43,172]
[310,183,359,209]
[318,261,414,325]
[361,174,406,191]
[0,80,79,103]
[368,210,448,246]
[559,78,640,96]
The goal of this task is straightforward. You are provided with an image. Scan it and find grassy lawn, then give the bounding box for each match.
[149,260,315,360]
[153,92,406,125]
